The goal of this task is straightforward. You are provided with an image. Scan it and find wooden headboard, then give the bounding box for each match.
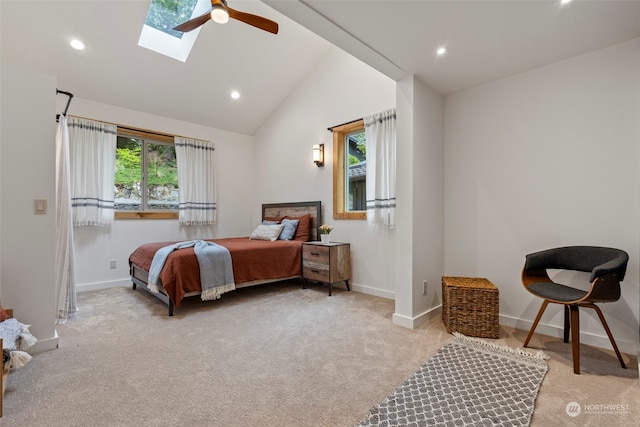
[262,201,322,242]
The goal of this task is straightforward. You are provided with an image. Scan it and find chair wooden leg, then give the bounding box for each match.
[563,305,570,343]
[584,303,627,369]
[569,305,581,374]
[524,300,549,348]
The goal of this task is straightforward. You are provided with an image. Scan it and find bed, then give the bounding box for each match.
[129,201,322,315]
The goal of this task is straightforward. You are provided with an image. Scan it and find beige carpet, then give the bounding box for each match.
[2,281,638,426]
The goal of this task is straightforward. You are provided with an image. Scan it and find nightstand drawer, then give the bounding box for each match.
[302,264,330,282]
[302,245,330,264]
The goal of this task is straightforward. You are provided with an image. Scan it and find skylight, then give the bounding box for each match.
[138,0,210,62]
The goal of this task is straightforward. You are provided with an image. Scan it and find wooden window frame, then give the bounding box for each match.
[115,126,178,220]
[331,119,366,220]
[116,211,177,220]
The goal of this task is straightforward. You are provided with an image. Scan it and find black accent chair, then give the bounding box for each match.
[521,246,629,374]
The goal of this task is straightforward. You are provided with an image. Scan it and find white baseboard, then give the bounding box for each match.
[339,282,442,329]
[350,282,395,300]
[393,305,442,329]
[28,330,59,355]
[499,313,638,355]
[76,278,132,293]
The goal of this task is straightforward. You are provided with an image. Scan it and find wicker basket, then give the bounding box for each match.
[442,276,499,339]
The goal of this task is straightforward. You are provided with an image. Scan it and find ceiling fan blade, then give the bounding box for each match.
[173,8,213,32]
[228,7,279,34]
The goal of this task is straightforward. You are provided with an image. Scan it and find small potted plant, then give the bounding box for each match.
[319,224,333,243]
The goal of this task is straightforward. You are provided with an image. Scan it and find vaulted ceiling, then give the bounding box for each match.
[2,1,639,135]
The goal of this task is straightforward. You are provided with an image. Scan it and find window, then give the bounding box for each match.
[115,129,178,219]
[144,0,199,39]
[139,0,208,62]
[331,119,367,220]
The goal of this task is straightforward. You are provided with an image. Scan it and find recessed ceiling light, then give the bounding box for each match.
[560,0,572,4]
[230,90,240,99]
[436,46,447,56]
[70,39,85,50]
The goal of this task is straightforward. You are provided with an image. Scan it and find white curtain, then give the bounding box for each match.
[67,117,117,226]
[365,108,397,228]
[55,116,76,322]
[175,137,217,225]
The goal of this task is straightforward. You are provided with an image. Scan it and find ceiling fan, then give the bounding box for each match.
[173,0,279,34]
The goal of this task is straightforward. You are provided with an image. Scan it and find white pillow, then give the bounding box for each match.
[250,224,284,241]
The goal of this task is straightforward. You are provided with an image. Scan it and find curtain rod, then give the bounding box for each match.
[56,89,74,122]
[327,117,363,132]
[63,114,209,144]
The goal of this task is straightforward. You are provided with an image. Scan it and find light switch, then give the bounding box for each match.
[34,199,47,214]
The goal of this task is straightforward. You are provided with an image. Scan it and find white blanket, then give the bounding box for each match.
[0,318,37,351]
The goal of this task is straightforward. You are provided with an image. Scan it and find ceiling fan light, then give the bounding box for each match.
[211,5,229,24]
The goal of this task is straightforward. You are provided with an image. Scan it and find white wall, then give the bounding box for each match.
[394,76,445,328]
[254,47,397,298]
[444,39,640,353]
[1,64,58,352]
[59,98,257,291]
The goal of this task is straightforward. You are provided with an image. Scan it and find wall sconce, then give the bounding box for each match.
[313,144,324,167]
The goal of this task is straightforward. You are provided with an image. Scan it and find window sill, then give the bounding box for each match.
[333,211,366,220]
[115,212,178,220]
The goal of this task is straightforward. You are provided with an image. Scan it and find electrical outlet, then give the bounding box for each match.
[110,259,117,269]
[423,280,428,295]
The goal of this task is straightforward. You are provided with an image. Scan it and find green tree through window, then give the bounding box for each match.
[145,0,199,39]
[115,135,178,212]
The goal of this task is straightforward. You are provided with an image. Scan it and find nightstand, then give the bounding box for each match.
[302,242,351,296]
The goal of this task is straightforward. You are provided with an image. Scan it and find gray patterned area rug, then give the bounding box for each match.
[355,333,548,427]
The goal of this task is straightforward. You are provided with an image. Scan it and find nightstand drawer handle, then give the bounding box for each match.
[311,252,320,256]
[311,269,320,273]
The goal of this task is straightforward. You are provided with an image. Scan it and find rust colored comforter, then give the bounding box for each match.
[129,237,302,306]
